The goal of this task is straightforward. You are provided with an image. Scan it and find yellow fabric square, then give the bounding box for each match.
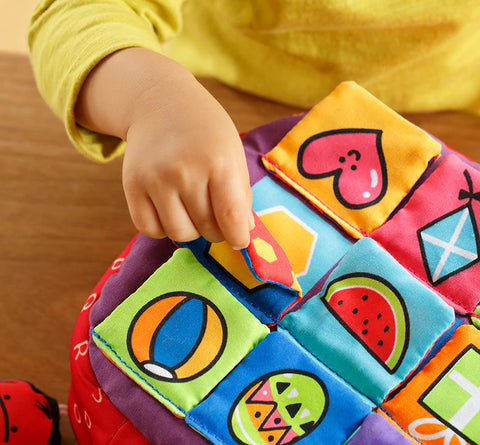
[262,82,441,238]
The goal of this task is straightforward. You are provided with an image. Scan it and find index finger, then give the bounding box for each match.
[209,168,253,250]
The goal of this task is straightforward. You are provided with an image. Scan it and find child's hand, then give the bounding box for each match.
[75,48,253,248]
[122,77,253,248]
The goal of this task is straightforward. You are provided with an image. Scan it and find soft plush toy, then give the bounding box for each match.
[0,380,60,445]
[69,82,480,445]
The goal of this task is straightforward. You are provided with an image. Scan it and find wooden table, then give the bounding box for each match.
[1,52,479,444]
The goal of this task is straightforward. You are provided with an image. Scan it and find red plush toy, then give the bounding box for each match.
[0,380,60,444]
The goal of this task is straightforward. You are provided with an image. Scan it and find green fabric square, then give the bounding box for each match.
[420,345,480,444]
[92,248,269,417]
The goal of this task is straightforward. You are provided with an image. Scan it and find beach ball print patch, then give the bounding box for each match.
[228,370,328,445]
[128,291,227,382]
[92,248,269,415]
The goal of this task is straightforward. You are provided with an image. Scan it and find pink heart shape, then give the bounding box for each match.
[297,129,388,209]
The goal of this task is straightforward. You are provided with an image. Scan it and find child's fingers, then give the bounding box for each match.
[181,185,224,243]
[125,191,166,239]
[209,170,252,250]
[153,192,201,243]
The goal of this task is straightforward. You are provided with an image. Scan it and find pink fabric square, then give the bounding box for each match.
[372,154,480,314]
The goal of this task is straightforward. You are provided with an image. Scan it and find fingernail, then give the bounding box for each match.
[248,212,255,230]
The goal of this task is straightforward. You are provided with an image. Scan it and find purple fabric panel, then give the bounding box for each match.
[348,412,415,445]
[89,338,210,445]
[244,114,304,186]
[90,234,176,327]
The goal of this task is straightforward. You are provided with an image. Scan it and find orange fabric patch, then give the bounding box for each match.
[381,325,480,445]
[258,208,317,278]
[207,241,264,290]
[262,81,441,238]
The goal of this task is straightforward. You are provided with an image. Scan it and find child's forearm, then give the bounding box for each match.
[74,47,195,140]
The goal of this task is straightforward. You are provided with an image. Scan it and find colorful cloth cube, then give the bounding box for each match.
[69,82,480,445]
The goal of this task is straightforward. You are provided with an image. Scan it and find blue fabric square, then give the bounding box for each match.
[280,238,455,404]
[252,177,353,295]
[186,331,372,445]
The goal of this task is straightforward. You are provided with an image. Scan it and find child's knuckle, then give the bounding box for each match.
[220,206,242,223]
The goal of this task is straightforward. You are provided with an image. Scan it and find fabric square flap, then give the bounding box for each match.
[180,211,301,324]
[381,325,480,445]
[261,81,441,238]
[372,154,480,314]
[187,331,373,445]
[92,248,269,417]
[252,176,353,297]
[280,237,455,404]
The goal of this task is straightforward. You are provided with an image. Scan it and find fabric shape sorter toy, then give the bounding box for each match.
[68,82,480,445]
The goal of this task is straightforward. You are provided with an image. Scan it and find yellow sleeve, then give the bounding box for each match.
[28,0,185,162]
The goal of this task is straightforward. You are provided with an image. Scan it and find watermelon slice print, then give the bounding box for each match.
[323,273,409,373]
[297,128,388,209]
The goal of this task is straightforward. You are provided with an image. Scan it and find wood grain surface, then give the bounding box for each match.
[1,52,479,444]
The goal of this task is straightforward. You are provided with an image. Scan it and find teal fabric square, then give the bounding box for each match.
[252,176,353,295]
[92,248,269,416]
[280,237,455,404]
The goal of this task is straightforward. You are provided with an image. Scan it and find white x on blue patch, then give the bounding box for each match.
[418,205,479,285]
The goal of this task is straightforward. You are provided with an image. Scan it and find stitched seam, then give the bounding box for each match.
[278,327,430,443]
[260,155,472,312]
[107,419,129,445]
[371,237,471,314]
[277,325,377,406]
[261,154,368,237]
[90,329,186,416]
[217,272,277,322]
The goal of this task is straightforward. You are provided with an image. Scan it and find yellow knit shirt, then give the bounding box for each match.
[28,0,480,162]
